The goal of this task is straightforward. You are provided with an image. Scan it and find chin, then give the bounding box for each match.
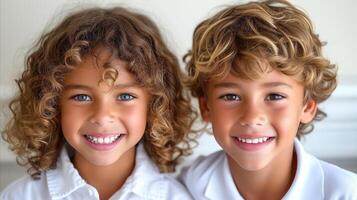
[235,157,270,172]
[92,160,117,167]
[240,163,267,171]
[87,156,121,167]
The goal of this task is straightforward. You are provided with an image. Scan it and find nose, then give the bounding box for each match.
[89,101,116,126]
[239,102,267,127]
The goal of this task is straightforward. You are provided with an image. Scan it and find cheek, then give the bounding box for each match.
[60,103,72,132]
[60,102,87,135]
[60,111,76,141]
[123,105,148,132]
[269,106,302,132]
[210,107,234,137]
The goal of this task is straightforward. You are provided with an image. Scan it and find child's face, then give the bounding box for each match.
[60,50,150,167]
[199,69,316,171]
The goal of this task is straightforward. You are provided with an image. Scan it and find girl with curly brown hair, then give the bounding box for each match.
[1,6,195,200]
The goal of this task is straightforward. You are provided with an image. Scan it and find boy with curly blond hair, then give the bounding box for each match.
[181,0,357,199]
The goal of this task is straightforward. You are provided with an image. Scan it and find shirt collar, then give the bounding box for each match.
[204,153,243,200]
[46,143,165,199]
[283,139,324,199]
[46,145,87,199]
[110,143,167,199]
[203,138,324,199]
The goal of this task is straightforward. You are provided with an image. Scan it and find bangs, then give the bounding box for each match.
[231,52,271,80]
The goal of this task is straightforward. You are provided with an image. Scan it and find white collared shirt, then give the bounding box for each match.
[1,143,192,200]
[180,139,357,200]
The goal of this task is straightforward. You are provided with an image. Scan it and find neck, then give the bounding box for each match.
[74,148,136,200]
[228,147,297,200]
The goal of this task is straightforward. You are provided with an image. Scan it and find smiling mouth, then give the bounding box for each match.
[84,134,123,144]
[235,136,275,144]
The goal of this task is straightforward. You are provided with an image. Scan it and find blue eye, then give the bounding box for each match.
[118,93,135,101]
[220,94,241,101]
[266,93,285,101]
[72,94,91,101]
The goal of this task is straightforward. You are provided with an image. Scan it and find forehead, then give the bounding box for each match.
[63,50,137,86]
[208,69,301,89]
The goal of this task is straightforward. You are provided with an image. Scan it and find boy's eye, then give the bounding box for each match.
[117,93,135,101]
[266,93,285,101]
[71,94,92,101]
[220,94,241,101]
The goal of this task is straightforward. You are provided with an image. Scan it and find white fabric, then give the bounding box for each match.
[1,143,192,200]
[181,139,357,200]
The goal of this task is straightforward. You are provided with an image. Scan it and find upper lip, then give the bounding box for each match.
[232,134,275,139]
[83,132,125,137]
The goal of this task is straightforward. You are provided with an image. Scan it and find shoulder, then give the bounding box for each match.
[181,150,224,182]
[129,145,193,200]
[319,160,357,198]
[295,140,357,199]
[153,174,193,200]
[131,171,192,200]
[179,151,225,197]
[1,174,49,199]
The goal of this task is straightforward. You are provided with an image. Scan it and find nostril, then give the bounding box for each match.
[89,119,101,126]
[89,115,116,126]
[239,117,266,127]
[240,121,249,127]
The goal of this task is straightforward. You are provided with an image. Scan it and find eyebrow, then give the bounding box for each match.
[262,82,293,89]
[213,82,240,88]
[213,81,292,89]
[63,83,141,91]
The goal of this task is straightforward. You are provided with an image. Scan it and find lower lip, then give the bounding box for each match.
[233,137,274,151]
[84,135,124,151]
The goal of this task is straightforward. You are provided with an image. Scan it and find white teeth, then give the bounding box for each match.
[238,137,269,144]
[85,135,120,144]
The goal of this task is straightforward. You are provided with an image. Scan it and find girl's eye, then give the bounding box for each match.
[220,94,241,101]
[266,93,285,101]
[118,93,135,101]
[71,94,91,101]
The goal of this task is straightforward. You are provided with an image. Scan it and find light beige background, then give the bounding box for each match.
[1,0,357,191]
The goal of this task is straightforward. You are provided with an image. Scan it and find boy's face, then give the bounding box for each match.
[60,49,150,167]
[199,69,316,171]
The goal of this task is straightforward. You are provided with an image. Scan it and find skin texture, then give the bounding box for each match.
[199,69,317,199]
[60,49,150,199]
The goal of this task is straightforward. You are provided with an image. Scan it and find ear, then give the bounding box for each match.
[198,96,211,122]
[300,99,317,124]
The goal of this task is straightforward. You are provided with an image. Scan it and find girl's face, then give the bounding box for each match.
[60,49,150,167]
[199,69,316,171]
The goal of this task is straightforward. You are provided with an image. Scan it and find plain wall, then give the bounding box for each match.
[1,0,356,186]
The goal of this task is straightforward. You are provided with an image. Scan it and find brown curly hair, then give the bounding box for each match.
[185,0,337,137]
[2,6,196,179]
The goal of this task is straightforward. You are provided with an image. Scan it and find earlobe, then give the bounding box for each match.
[198,96,210,122]
[300,99,317,124]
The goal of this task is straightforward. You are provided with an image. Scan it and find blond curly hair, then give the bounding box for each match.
[185,0,337,137]
[2,6,197,179]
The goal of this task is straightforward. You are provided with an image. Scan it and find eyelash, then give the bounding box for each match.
[71,94,91,101]
[117,93,136,101]
[219,93,286,101]
[265,93,286,101]
[219,94,241,101]
[70,93,136,102]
